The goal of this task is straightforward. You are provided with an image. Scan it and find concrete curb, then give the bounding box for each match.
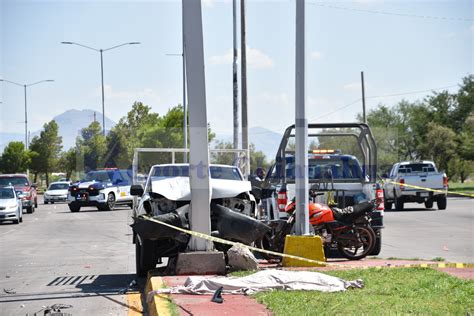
[146,275,171,316]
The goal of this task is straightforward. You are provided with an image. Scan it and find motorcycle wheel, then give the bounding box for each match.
[337,225,376,260]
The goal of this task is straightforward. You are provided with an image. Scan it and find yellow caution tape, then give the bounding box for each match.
[139,215,474,270]
[383,180,474,198]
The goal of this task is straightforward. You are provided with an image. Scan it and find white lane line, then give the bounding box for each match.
[0,229,15,236]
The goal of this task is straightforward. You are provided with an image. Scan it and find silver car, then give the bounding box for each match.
[0,186,23,224]
[44,181,70,204]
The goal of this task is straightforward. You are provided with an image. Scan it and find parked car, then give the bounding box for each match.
[257,123,385,255]
[130,163,265,276]
[44,181,71,204]
[0,186,23,224]
[383,161,448,210]
[0,174,37,213]
[67,168,133,212]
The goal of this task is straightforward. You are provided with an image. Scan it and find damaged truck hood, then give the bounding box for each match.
[150,177,251,201]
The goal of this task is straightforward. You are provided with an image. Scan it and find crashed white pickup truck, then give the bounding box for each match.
[383,161,448,210]
[130,163,269,276]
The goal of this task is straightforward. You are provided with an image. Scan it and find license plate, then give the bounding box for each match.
[420,192,429,197]
[77,193,88,201]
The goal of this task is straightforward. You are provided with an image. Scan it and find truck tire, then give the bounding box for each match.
[369,231,382,256]
[424,200,433,209]
[437,196,447,210]
[394,196,404,211]
[384,200,392,210]
[69,203,80,212]
[35,198,38,208]
[26,204,35,214]
[136,239,158,277]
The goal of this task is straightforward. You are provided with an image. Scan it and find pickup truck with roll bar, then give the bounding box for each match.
[255,122,385,255]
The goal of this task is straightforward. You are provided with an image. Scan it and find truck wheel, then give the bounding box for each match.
[35,198,38,208]
[103,193,116,211]
[44,201,49,204]
[437,196,447,210]
[424,200,433,209]
[394,196,404,211]
[136,239,158,277]
[69,203,80,212]
[369,230,382,255]
[384,200,392,210]
[26,204,35,214]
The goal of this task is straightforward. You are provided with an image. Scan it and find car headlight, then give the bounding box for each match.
[5,204,18,211]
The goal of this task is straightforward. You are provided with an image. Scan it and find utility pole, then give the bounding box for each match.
[361,71,366,124]
[183,0,212,251]
[182,10,188,163]
[241,0,249,177]
[232,0,240,154]
[295,0,310,236]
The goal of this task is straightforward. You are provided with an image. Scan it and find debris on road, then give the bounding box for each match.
[3,288,16,294]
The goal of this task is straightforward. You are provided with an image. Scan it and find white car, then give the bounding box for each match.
[44,181,70,204]
[0,186,23,224]
[67,169,133,212]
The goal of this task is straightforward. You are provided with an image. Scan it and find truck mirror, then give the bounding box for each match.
[130,184,144,196]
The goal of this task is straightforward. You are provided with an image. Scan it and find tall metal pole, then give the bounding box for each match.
[183,9,188,163]
[24,85,28,150]
[361,71,366,124]
[232,0,239,153]
[100,49,106,136]
[241,0,249,177]
[183,0,212,251]
[295,0,309,236]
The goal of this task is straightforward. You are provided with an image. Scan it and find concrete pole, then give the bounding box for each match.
[183,0,212,251]
[295,0,310,235]
[182,8,188,163]
[241,0,250,178]
[232,0,240,154]
[361,71,366,124]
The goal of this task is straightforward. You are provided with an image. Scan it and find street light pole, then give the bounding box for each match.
[0,79,54,150]
[61,41,140,136]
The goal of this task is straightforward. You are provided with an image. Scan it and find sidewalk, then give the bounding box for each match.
[147,258,474,316]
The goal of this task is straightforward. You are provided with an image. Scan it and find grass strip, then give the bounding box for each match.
[253,268,474,315]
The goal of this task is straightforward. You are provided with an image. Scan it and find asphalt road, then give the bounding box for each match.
[0,196,472,315]
[0,197,138,316]
[379,197,474,263]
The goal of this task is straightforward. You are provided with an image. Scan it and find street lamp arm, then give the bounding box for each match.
[26,79,55,87]
[0,79,24,87]
[103,42,141,52]
[61,41,100,52]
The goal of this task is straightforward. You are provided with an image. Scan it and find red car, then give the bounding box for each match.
[0,174,38,213]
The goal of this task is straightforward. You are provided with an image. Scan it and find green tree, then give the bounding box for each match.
[28,120,63,185]
[421,122,457,177]
[59,147,78,180]
[0,141,31,173]
[77,121,106,172]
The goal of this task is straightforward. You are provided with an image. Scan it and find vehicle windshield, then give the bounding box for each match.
[0,177,29,186]
[399,163,435,173]
[0,188,15,199]
[151,165,242,181]
[48,183,70,190]
[83,169,132,185]
[284,155,363,180]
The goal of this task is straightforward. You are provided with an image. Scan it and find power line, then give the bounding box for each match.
[308,2,474,22]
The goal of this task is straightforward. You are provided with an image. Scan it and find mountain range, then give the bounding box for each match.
[0,109,282,160]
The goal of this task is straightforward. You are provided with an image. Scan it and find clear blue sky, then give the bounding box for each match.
[1,0,472,140]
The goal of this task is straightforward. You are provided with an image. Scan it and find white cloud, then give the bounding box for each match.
[343,82,362,92]
[209,47,274,69]
[311,51,323,60]
[202,0,215,8]
[99,85,161,105]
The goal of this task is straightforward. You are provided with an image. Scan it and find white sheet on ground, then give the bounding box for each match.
[148,269,363,299]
